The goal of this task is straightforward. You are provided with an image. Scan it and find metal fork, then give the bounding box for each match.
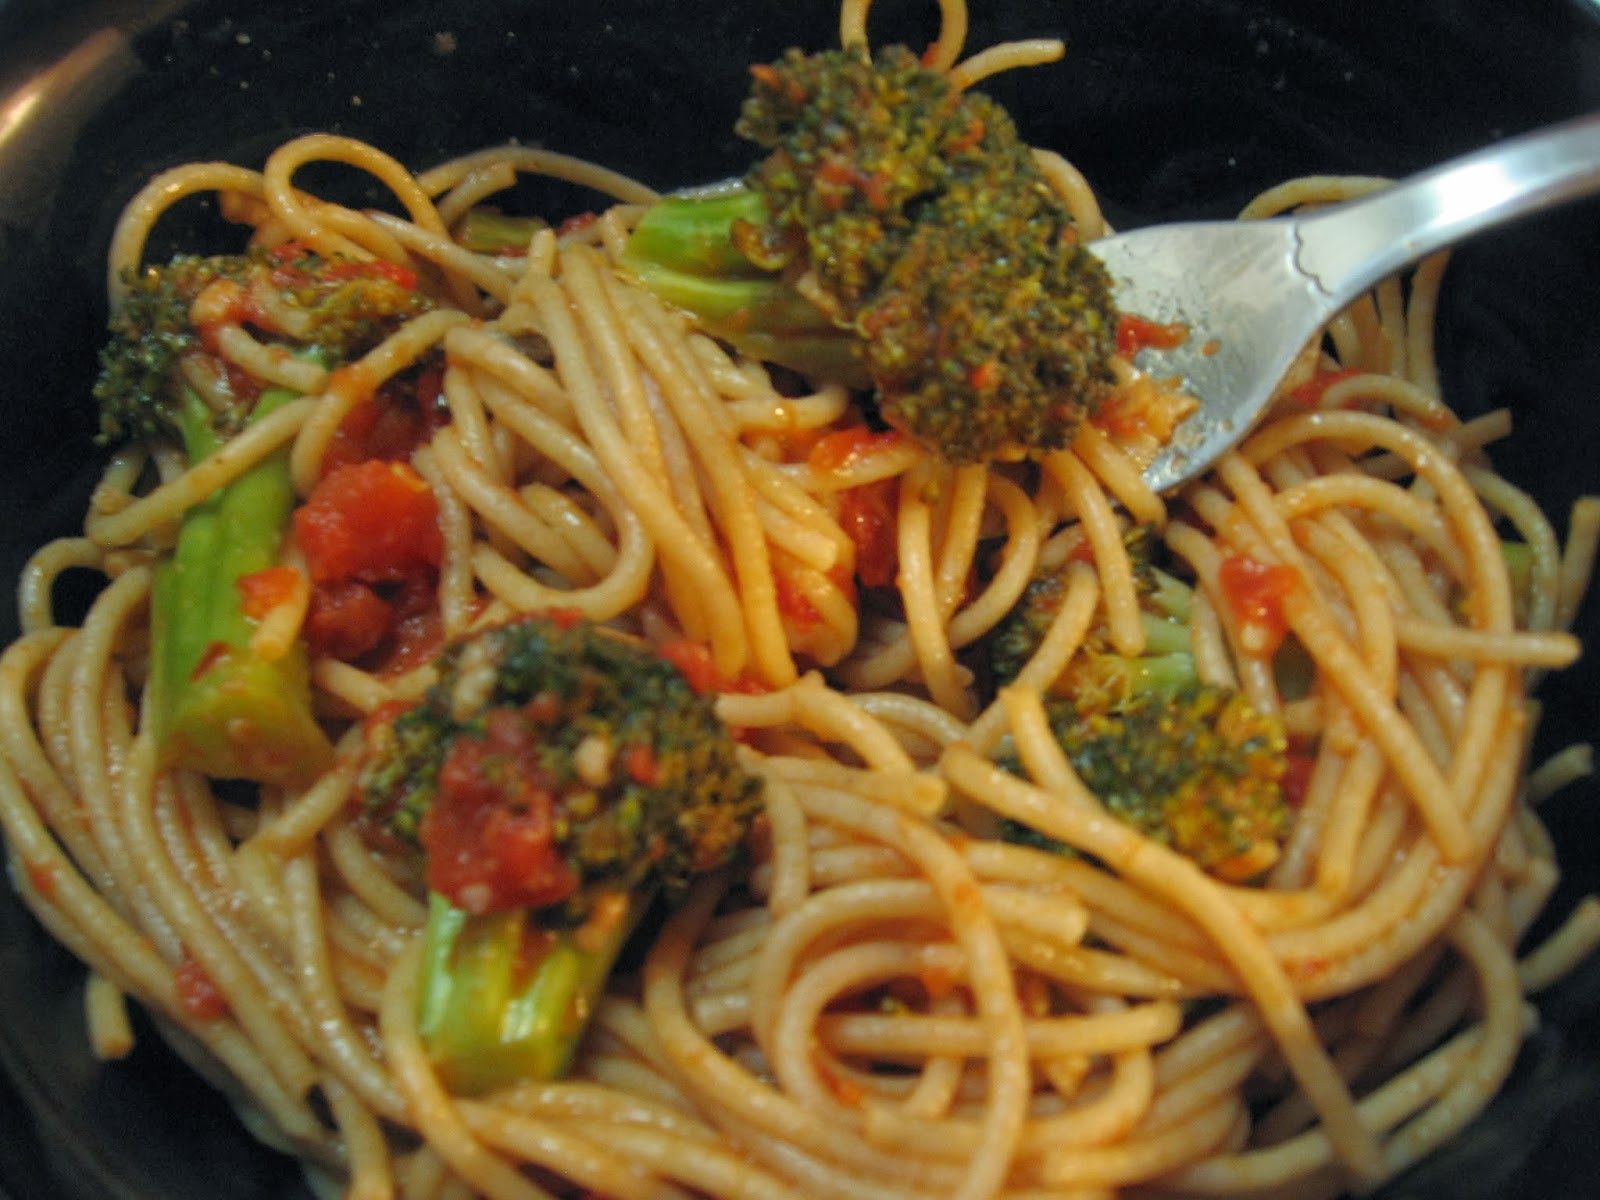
[1089,113,1600,492]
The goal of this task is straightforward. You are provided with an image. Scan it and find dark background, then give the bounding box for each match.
[0,1,1598,1196]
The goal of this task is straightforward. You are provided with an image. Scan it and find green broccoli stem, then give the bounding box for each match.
[417,890,646,1094]
[1122,647,1198,695]
[620,186,870,387]
[454,209,550,255]
[147,383,333,787]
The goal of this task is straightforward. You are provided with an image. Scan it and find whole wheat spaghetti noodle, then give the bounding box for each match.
[2,3,1597,1199]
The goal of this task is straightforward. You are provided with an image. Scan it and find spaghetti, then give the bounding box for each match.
[3,2,1598,1198]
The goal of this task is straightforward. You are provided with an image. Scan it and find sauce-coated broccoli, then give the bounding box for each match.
[98,247,431,786]
[97,248,430,445]
[989,532,1291,881]
[1034,685,1289,881]
[622,43,1117,463]
[359,615,763,1091]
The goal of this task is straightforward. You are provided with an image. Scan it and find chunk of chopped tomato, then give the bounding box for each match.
[294,461,443,584]
[322,369,447,474]
[836,477,899,589]
[657,640,768,696]
[420,712,579,915]
[236,565,303,620]
[1219,554,1299,655]
[303,578,392,661]
[370,572,446,676]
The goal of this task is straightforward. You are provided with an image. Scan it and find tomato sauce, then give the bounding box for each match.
[24,860,57,901]
[321,367,447,474]
[1116,313,1189,357]
[656,640,768,697]
[315,258,419,290]
[807,425,903,589]
[294,460,443,584]
[419,710,579,915]
[772,549,824,632]
[266,242,419,292]
[658,640,721,694]
[557,212,599,237]
[175,953,230,1020]
[836,477,900,589]
[1279,751,1316,809]
[236,565,302,620]
[808,424,907,474]
[1285,367,1364,410]
[1218,554,1299,655]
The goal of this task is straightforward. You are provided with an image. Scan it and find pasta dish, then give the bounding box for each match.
[1,2,1596,1198]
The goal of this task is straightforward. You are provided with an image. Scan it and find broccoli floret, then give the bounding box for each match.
[359,615,763,1092]
[989,527,1195,698]
[95,253,252,445]
[990,530,1290,881]
[97,247,430,445]
[621,43,1117,464]
[99,247,431,786]
[1042,685,1288,881]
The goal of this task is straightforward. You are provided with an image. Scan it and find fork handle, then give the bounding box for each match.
[1294,112,1600,302]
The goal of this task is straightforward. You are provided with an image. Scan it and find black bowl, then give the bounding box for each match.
[2,1,1599,1197]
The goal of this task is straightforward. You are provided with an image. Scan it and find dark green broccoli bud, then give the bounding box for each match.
[995,816,1073,857]
[988,571,1065,688]
[95,247,430,447]
[990,528,1291,880]
[94,254,251,445]
[1036,685,1289,881]
[97,247,432,786]
[269,250,433,364]
[359,615,764,1092]
[735,45,1116,462]
[361,615,762,920]
[621,43,1117,464]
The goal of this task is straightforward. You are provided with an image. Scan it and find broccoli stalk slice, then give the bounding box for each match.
[1500,540,1533,590]
[147,383,332,786]
[1144,566,1194,625]
[417,889,647,1094]
[1118,647,1197,695]
[454,209,550,255]
[97,249,432,785]
[1499,539,1535,625]
[990,547,1289,877]
[619,186,869,387]
[360,616,764,1091]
